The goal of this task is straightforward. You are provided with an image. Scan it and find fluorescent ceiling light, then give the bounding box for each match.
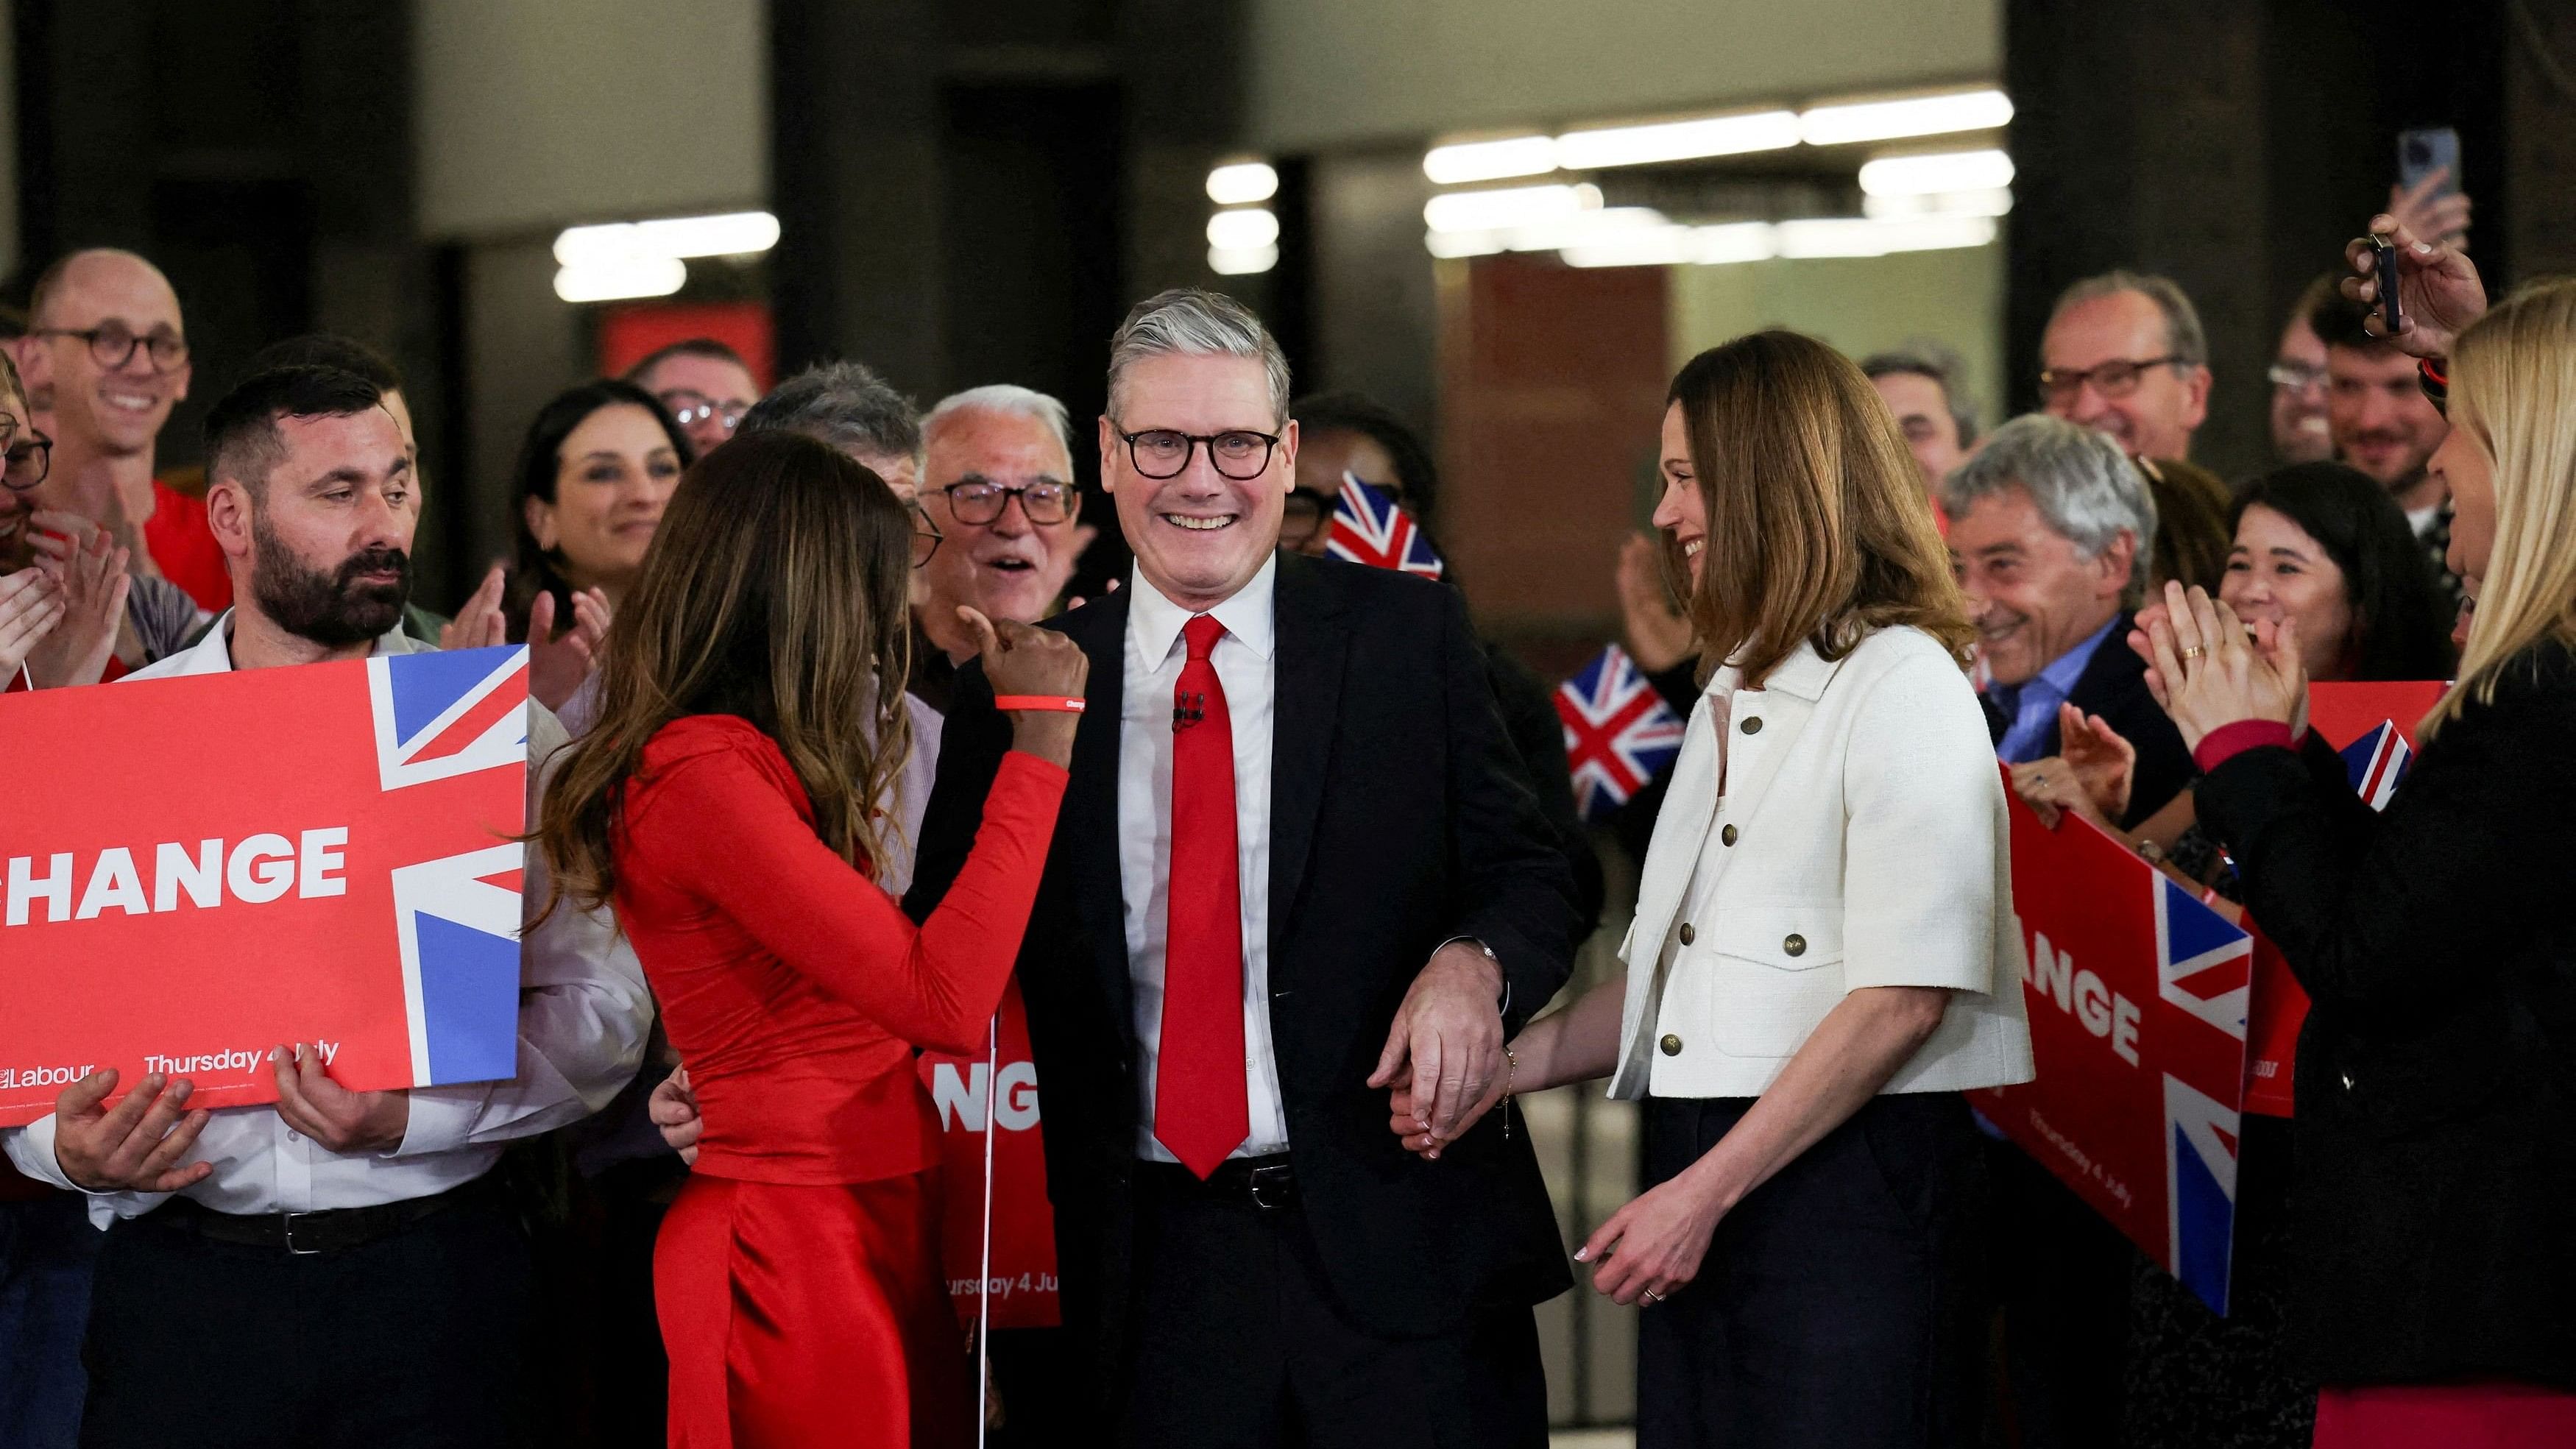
[1208,244,1278,276]
[1423,135,1559,185]
[1858,149,2014,196]
[1864,186,2014,219]
[1775,215,1996,258]
[1206,162,1278,205]
[1561,221,1780,269]
[555,210,779,268]
[1424,229,1507,260]
[1206,208,1281,251]
[553,256,687,304]
[1799,88,2012,146]
[1423,183,1600,234]
[1554,110,1800,170]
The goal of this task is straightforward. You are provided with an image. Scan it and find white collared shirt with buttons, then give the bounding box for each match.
[1610,626,2034,1102]
[1,612,655,1222]
[1119,555,1292,1163]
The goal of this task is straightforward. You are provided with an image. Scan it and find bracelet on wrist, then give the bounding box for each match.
[993,695,1086,714]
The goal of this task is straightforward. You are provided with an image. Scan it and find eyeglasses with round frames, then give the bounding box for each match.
[939,479,1077,526]
[657,389,749,436]
[2038,355,2184,404]
[31,323,188,373]
[0,429,54,494]
[1115,428,1281,481]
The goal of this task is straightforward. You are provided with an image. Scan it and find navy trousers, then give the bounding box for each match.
[1636,1091,1986,1448]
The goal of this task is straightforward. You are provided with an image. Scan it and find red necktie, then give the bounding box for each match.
[1155,614,1248,1177]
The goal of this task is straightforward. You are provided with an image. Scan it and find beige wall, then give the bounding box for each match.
[1248,0,1998,151]
[1669,241,2009,431]
[416,0,768,238]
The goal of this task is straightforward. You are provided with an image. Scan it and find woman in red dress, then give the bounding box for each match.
[535,431,1089,1448]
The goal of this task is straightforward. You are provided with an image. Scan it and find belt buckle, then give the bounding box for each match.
[1246,1163,1293,1211]
[281,1211,325,1256]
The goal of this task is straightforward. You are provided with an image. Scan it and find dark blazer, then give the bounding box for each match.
[2195,640,2576,1388]
[907,550,1579,1378]
[1981,614,2196,829]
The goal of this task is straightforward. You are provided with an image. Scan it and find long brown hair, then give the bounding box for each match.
[1666,330,1974,685]
[536,431,916,915]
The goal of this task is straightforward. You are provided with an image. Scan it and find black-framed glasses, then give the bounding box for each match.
[1116,428,1281,481]
[2038,355,2182,404]
[1,429,53,493]
[1279,486,1334,546]
[939,478,1077,526]
[910,505,942,569]
[657,389,749,436]
[31,323,188,372]
[2266,360,2327,394]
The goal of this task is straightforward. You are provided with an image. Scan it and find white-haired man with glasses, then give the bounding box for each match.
[903,288,1579,1445]
[910,383,1089,712]
[2040,269,2214,464]
[8,248,229,613]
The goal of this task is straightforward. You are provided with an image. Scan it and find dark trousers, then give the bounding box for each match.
[1987,1141,2131,1449]
[79,1194,533,1449]
[1638,1091,1986,1449]
[1,1193,102,1449]
[1120,1165,1548,1449]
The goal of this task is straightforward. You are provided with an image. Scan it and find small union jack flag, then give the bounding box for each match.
[1326,472,1444,579]
[2337,721,2413,810]
[1554,645,1686,821]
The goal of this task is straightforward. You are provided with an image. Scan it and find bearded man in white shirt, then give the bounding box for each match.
[0,364,651,1449]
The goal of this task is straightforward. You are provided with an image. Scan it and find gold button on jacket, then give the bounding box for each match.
[1678,922,1696,946]
[1720,824,1738,846]
[1783,933,1807,957]
[1659,1034,1684,1056]
[1740,715,1763,734]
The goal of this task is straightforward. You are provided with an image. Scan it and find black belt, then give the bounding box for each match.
[1139,1152,1298,1210]
[146,1174,502,1255]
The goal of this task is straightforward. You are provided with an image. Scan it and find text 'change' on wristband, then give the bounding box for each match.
[992,695,1088,715]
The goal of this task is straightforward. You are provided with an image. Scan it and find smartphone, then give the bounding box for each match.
[2397,127,2461,197]
[2368,236,2403,336]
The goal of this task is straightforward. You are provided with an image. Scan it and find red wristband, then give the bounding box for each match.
[992,695,1086,714]
[2193,719,2296,773]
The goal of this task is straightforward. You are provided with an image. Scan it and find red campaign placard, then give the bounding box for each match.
[2243,680,2448,1116]
[916,977,1060,1329]
[1972,770,2251,1314]
[0,648,531,1126]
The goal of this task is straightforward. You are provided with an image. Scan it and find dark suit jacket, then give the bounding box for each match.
[907,550,1579,1379]
[1981,614,2196,830]
[2195,640,2576,1388]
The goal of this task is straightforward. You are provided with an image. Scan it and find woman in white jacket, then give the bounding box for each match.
[1394,331,2033,1446]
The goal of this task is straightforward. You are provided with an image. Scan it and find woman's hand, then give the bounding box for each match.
[1616,533,1695,673]
[1384,1074,1507,1160]
[24,513,132,687]
[968,606,1089,768]
[1575,1172,1727,1307]
[439,565,509,651]
[2342,212,2486,360]
[2131,581,2305,751]
[2059,704,2135,822]
[524,587,611,712]
[0,568,66,679]
[649,1066,702,1167]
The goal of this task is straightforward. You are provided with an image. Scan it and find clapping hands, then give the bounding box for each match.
[2129,581,2306,751]
[21,511,132,687]
[440,565,611,712]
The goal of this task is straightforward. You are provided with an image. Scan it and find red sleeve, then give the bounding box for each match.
[634,744,1067,1055]
[2193,720,2300,773]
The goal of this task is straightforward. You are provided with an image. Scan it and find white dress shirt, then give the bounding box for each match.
[1121,556,1291,1161]
[2,612,654,1220]
[1610,626,2034,1100]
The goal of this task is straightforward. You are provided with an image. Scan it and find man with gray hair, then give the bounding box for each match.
[905,288,1577,1444]
[737,358,923,500]
[1862,344,1980,506]
[2039,269,2213,462]
[1942,411,2190,1449]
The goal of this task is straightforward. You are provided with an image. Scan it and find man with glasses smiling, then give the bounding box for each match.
[910,384,1091,712]
[904,289,1577,1445]
[2039,269,2214,465]
[623,337,760,460]
[8,249,228,613]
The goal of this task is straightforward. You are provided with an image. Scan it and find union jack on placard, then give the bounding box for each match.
[369,645,531,1086]
[1326,472,1444,579]
[1554,644,1686,821]
[2153,871,2250,1314]
[2337,720,2413,810]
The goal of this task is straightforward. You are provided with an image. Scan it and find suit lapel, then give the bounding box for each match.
[1266,551,1349,955]
[1057,592,1135,1035]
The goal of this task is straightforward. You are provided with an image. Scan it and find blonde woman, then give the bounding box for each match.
[2139,247,2576,1443]
[1398,332,2033,1445]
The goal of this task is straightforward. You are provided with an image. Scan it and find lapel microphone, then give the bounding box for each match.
[1172,692,1206,730]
